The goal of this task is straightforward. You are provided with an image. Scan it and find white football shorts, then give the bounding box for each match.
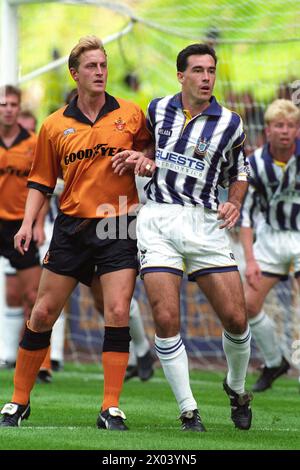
[254,222,300,278]
[137,201,238,281]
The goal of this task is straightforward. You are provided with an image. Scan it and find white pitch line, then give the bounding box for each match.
[58,371,298,391]
[58,371,219,386]
[17,426,300,432]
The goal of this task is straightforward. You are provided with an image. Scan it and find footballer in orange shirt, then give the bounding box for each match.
[0,85,42,322]
[1,36,152,430]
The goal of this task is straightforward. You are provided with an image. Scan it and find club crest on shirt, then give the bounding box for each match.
[63,128,76,136]
[114,117,126,131]
[194,137,210,158]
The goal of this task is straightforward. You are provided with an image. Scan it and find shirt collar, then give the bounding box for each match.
[63,92,120,125]
[263,138,300,162]
[295,138,300,157]
[170,93,222,117]
[0,125,31,149]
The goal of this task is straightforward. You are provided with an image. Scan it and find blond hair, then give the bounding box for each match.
[68,36,106,70]
[264,99,300,125]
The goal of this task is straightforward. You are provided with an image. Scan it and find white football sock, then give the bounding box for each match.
[249,310,282,368]
[3,306,24,362]
[222,325,251,394]
[155,334,197,413]
[50,311,65,362]
[129,298,150,357]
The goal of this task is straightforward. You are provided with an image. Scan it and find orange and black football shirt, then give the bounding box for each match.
[0,127,37,220]
[28,93,152,218]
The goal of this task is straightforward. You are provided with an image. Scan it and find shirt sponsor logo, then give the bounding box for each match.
[272,189,300,204]
[0,166,30,177]
[64,144,125,165]
[63,128,76,136]
[155,148,205,178]
[158,128,172,137]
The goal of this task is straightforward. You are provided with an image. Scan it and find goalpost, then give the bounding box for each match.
[1,0,136,85]
[0,0,299,370]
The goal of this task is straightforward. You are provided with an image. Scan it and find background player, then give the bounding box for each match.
[18,110,37,133]
[0,107,65,380]
[240,99,300,392]
[0,85,51,373]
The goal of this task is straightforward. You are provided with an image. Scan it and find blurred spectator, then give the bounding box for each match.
[18,110,37,133]
[240,91,265,155]
[205,27,234,108]
[277,80,293,100]
[123,72,140,92]
[225,90,240,113]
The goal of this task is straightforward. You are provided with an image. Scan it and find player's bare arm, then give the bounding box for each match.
[14,188,47,254]
[239,226,262,289]
[217,180,248,230]
[32,198,50,247]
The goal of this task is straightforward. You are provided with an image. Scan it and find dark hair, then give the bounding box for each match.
[0,84,22,102]
[176,44,217,72]
[19,109,36,121]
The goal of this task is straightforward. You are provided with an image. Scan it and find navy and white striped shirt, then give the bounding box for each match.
[240,139,300,231]
[145,93,249,210]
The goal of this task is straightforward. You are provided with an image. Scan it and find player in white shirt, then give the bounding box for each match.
[240,99,300,392]
[113,43,252,431]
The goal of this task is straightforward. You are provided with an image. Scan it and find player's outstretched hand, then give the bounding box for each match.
[133,155,156,177]
[14,223,32,255]
[111,150,138,175]
[112,150,155,177]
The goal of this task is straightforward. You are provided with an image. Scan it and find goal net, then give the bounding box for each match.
[66,247,300,372]
[0,0,299,370]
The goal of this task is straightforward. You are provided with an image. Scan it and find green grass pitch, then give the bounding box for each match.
[0,364,299,450]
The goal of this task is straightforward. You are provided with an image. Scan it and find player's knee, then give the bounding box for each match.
[23,288,38,311]
[245,299,260,318]
[5,290,23,307]
[154,310,178,337]
[224,314,248,335]
[30,303,56,331]
[106,303,129,326]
